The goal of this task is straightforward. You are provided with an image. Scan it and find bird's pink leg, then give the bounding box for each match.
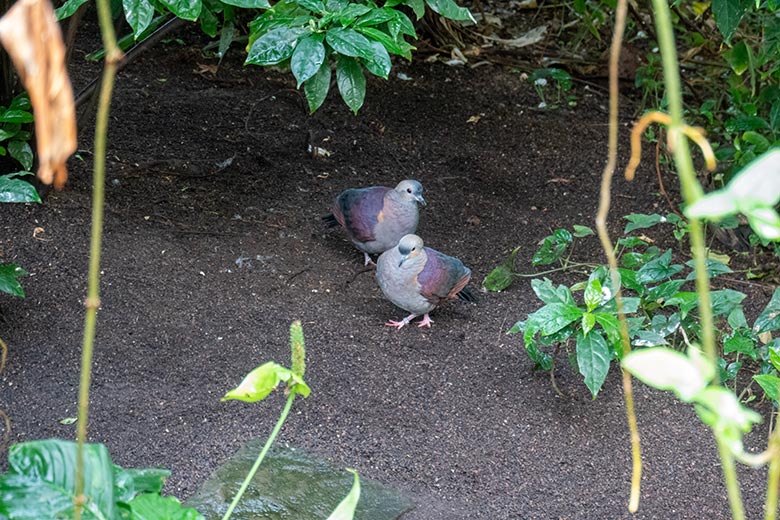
[416,314,434,328]
[363,252,376,267]
[385,314,417,329]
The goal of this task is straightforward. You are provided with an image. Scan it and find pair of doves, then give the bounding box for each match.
[324,180,476,330]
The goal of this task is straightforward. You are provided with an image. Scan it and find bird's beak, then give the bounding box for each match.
[416,195,427,207]
[398,254,407,267]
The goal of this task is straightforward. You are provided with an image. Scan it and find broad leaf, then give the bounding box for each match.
[327,27,374,59]
[247,27,308,65]
[425,0,474,21]
[114,467,170,503]
[304,60,332,113]
[8,140,33,171]
[292,34,326,87]
[124,0,155,38]
[624,213,665,233]
[583,278,602,312]
[712,0,750,42]
[572,225,594,237]
[0,110,34,124]
[362,41,391,79]
[325,469,360,520]
[404,0,425,18]
[711,289,747,317]
[128,493,205,519]
[532,229,572,266]
[754,287,780,333]
[632,330,669,347]
[356,7,395,26]
[221,0,270,7]
[0,174,40,203]
[54,0,89,20]
[222,361,311,402]
[645,279,686,303]
[576,331,610,397]
[0,440,116,518]
[158,0,202,20]
[684,258,732,280]
[622,348,709,401]
[357,27,413,59]
[528,303,583,337]
[754,374,780,402]
[200,6,219,37]
[636,249,683,284]
[724,331,757,359]
[530,278,575,305]
[296,0,326,12]
[337,3,373,23]
[335,55,366,114]
[0,263,28,297]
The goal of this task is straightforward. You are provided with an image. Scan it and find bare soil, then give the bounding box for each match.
[1,22,774,519]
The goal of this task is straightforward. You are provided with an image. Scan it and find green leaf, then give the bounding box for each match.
[356,27,413,59]
[636,249,683,284]
[0,174,40,203]
[532,229,572,266]
[622,347,709,401]
[221,361,311,402]
[8,140,33,171]
[530,278,575,305]
[292,34,326,87]
[335,55,366,114]
[327,27,374,59]
[724,331,757,359]
[0,123,21,141]
[753,374,780,402]
[388,10,416,38]
[711,289,747,317]
[0,110,34,124]
[693,387,762,455]
[769,345,780,373]
[304,60,332,113]
[54,0,89,20]
[594,312,622,352]
[356,7,395,26]
[664,292,699,318]
[624,213,665,233]
[483,248,520,292]
[296,0,326,11]
[200,6,219,37]
[583,278,602,312]
[158,0,202,20]
[362,41,391,78]
[684,258,732,280]
[325,469,360,520]
[725,40,751,75]
[645,279,686,303]
[572,225,594,237]
[712,0,750,42]
[754,288,780,333]
[632,330,669,347]
[0,263,28,297]
[581,313,596,335]
[528,303,583,337]
[221,0,270,7]
[404,0,425,19]
[524,341,553,370]
[425,0,474,21]
[336,3,373,23]
[728,307,748,329]
[0,440,116,518]
[124,0,155,38]
[128,493,205,519]
[247,27,308,65]
[218,19,235,60]
[576,331,610,398]
[114,467,170,503]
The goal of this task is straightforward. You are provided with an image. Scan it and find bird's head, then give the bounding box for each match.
[395,179,426,206]
[397,234,424,267]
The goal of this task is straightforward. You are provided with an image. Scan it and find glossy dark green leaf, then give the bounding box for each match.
[524,341,553,371]
[221,0,270,7]
[325,469,360,520]
[388,10,416,38]
[529,302,583,336]
[724,331,757,359]
[128,493,205,519]
[0,174,40,203]
[581,313,596,336]
[572,225,594,237]
[356,7,395,26]
[0,263,27,297]
[754,374,780,402]
[623,213,665,233]
[576,331,610,398]
[594,312,622,354]
[296,0,326,12]
[0,440,116,518]
[425,0,473,21]
[711,289,747,317]
[635,249,683,284]
[728,307,748,329]
[356,27,412,59]
[327,27,374,59]
[292,34,326,87]
[583,278,602,312]
[218,18,235,61]
[124,0,155,38]
[530,278,575,305]
[482,264,512,292]
[0,110,34,124]
[336,4,372,23]
[335,55,366,114]
[404,0,425,18]
[532,229,572,266]
[664,292,699,318]
[718,357,742,382]
[645,279,686,303]
[712,0,750,42]
[684,258,732,280]
[114,467,170,503]
[200,6,219,37]
[9,94,31,111]
[54,0,89,20]
[8,141,33,171]
[725,40,751,75]
[158,0,202,20]
[632,330,669,347]
[222,361,310,402]
[725,115,771,133]
[617,268,642,293]
[754,288,780,333]
[247,27,308,65]
[304,60,332,113]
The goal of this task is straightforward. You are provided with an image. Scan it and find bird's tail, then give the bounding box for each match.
[457,286,478,304]
[322,213,339,227]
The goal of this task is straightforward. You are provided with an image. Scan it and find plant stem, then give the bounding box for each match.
[222,394,296,520]
[72,0,122,516]
[595,0,641,511]
[766,417,780,520]
[717,435,745,520]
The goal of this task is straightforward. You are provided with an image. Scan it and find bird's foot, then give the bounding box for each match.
[385,314,416,330]
[363,252,377,267]
[416,314,434,328]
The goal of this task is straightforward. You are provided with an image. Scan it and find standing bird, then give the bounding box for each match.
[376,234,477,329]
[323,180,426,266]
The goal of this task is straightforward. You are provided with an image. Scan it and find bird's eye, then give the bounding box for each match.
[407,188,412,193]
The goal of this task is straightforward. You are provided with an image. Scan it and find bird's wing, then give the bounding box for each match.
[418,248,472,305]
[333,186,388,242]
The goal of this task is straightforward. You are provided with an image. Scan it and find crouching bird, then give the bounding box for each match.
[376,234,477,329]
[323,180,426,266]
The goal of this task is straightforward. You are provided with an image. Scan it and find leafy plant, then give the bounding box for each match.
[529,68,575,109]
[0,439,203,519]
[0,263,27,298]
[0,92,34,173]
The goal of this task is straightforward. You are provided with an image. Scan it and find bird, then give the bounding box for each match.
[376,234,477,329]
[323,180,426,266]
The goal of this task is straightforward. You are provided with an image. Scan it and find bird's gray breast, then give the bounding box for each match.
[376,249,435,314]
[365,196,419,253]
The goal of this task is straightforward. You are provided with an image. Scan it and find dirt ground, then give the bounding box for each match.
[0,21,775,519]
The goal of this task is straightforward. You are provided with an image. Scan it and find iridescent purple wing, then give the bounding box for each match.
[418,247,471,305]
[332,186,389,243]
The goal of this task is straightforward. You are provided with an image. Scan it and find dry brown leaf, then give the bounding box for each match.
[194,63,218,76]
[0,0,77,189]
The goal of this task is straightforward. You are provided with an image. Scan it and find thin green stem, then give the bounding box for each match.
[222,394,296,520]
[717,436,745,520]
[72,0,122,515]
[766,418,780,520]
